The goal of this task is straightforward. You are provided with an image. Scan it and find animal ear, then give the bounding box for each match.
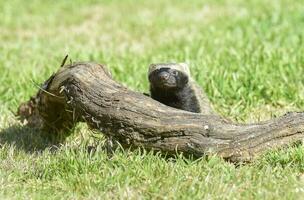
[178,63,190,76]
[148,64,158,75]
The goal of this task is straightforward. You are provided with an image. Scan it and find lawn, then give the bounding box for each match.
[1,0,304,199]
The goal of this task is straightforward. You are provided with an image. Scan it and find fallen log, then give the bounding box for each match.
[18,62,304,162]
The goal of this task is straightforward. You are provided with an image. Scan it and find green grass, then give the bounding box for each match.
[1,0,304,199]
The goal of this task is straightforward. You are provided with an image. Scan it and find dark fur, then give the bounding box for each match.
[149,68,200,113]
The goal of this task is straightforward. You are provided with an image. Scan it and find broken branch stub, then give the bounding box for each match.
[18,62,304,162]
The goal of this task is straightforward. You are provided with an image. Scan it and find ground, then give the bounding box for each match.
[1,0,304,199]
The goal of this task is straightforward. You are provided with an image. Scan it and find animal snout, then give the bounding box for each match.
[159,72,169,81]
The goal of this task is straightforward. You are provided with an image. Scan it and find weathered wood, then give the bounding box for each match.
[18,62,304,162]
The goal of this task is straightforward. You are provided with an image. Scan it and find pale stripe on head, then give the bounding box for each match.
[148,63,190,76]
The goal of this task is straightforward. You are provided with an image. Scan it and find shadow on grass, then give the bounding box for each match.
[0,124,65,152]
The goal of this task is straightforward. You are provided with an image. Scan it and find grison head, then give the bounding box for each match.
[148,63,190,90]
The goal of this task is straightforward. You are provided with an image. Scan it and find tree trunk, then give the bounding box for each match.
[18,62,304,162]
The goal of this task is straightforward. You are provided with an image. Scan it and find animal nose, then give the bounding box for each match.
[159,72,169,81]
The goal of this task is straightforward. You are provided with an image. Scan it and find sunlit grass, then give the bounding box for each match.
[0,0,304,199]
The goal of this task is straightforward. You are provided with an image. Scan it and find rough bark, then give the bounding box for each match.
[18,62,304,162]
